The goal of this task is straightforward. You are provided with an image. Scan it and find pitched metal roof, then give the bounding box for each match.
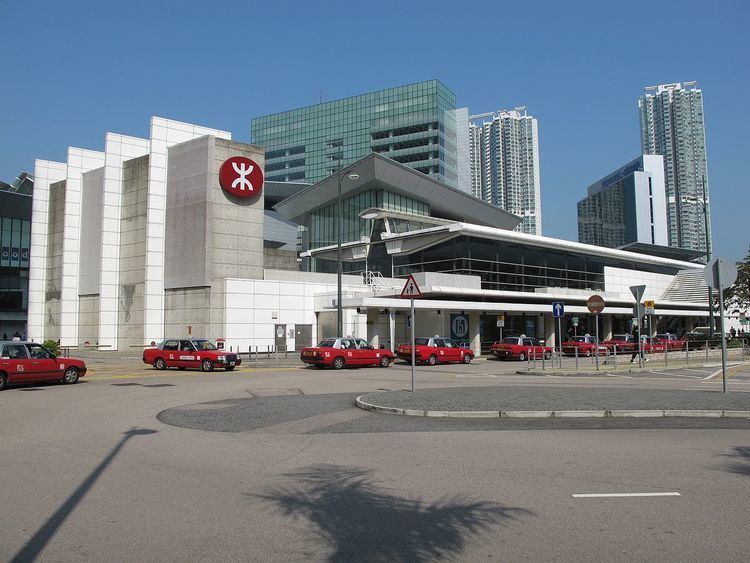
[273,153,521,230]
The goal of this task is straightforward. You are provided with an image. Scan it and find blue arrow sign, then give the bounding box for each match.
[552,301,565,318]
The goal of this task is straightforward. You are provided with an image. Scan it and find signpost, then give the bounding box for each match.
[552,302,564,367]
[704,258,738,393]
[400,274,422,392]
[586,295,605,370]
[496,315,505,340]
[630,285,646,368]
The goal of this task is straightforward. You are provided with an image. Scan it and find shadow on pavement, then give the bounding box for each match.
[11,428,158,563]
[722,446,750,477]
[255,464,531,561]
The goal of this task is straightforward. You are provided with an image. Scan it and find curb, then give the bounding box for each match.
[354,396,750,420]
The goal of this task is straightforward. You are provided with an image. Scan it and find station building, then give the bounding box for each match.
[29,118,712,354]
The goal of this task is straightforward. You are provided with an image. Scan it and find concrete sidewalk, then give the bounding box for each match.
[356,386,750,419]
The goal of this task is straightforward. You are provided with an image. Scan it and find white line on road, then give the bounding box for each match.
[572,492,681,498]
[704,369,723,380]
[684,368,713,374]
[648,371,701,379]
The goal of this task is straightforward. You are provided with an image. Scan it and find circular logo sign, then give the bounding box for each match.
[219,156,264,198]
[451,315,469,338]
[586,295,605,314]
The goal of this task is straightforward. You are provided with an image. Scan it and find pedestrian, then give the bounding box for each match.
[630,329,646,363]
[11,331,20,341]
[730,327,736,339]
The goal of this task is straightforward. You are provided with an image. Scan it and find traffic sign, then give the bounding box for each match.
[400,274,422,298]
[633,303,645,318]
[552,301,565,318]
[704,257,738,290]
[586,295,605,314]
[571,316,579,326]
[644,300,655,315]
[630,285,646,302]
[496,320,505,328]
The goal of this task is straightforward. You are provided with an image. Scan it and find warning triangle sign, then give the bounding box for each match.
[400,274,422,298]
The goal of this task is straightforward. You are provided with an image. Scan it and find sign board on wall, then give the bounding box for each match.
[219,156,264,198]
[450,314,469,342]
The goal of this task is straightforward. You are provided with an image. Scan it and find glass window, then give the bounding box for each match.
[179,340,195,352]
[1,344,27,359]
[27,343,53,359]
[162,340,179,351]
[433,338,445,347]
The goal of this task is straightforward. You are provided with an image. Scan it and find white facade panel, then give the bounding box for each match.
[28,159,66,342]
[59,148,105,345]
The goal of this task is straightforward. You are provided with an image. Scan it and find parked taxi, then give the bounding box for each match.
[300,337,394,369]
[396,337,473,365]
[603,333,638,352]
[561,335,609,357]
[143,339,241,372]
[655,333,685,350]
[0,341,87,390]
[491,336,552,361]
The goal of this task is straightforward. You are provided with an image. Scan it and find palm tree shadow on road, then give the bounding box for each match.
[722,446,750,476]
[254,464,532,562]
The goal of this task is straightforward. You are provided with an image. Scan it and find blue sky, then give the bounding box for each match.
[1,0,747,259]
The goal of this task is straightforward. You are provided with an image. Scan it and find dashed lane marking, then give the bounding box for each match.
[572,492,681,499]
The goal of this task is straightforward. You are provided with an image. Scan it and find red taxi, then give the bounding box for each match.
[0,341,87,390]
[641,336,667,353]
[396,337,473,365]
[655,333,685,350]
[491,336,552,361]
[300,337,394,369]
[603,333,638,352]
[143,339,241,372]
[561,335,609,357]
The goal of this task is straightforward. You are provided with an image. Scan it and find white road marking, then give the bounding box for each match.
[704,368,723,380]
[606,373,633,378]
[572,492,681,498]
[648,371,701,379]
[684,368,713,374]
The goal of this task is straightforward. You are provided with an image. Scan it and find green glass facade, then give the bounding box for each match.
[251,80,459,186]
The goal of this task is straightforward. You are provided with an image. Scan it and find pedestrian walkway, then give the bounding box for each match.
[355,386,750,419]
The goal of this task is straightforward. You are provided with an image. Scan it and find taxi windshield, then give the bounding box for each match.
[192,340,217,351]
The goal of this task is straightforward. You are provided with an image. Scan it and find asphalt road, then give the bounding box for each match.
[1,357,749,561]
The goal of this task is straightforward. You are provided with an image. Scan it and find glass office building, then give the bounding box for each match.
[0,180,33,337]
[251,80,460,187]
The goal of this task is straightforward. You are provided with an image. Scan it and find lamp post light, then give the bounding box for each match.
[336,160,359,336]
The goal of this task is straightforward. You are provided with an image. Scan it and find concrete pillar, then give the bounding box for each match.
[544,313,555,347]
[603,315,613,341]
[469,311,481,356]
[388,309,396,352]
[367,308,380,348]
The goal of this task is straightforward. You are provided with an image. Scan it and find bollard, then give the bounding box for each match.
[665,344,668,367]
[705,341,708,361]
[613,345,617,369]
[685,341,689,365]
[541,348,545,370]
[275,346,279,367]
[574,346,579,371]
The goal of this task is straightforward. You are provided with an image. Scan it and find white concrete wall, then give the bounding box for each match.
[643,154,668,245]
[79,167,105,296]
[28,160,66,342]
[143,117,231,345]
[98,133,150,350]
[604,266,674,302]
[224,278,368,352]
[60,148,105,346]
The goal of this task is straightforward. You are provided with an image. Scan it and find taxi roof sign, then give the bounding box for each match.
[400,274,422,298]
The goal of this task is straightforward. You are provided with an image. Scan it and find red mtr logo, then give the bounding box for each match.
[219,156,264,198]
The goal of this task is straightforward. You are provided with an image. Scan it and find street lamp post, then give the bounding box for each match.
[702,176,714,337]
[336,158,359,336]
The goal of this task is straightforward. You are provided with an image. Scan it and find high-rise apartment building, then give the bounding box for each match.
[639,82,711,255]
[251,80,463,189]
[468,108,541,235]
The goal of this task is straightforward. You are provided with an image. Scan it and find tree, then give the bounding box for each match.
[723,245,750,311]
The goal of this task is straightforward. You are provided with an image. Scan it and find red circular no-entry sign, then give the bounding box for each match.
[586,294,605,314]
[219,156,264,198]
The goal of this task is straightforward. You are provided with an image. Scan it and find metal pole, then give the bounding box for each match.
[575,346,579,371]
[595,313,600,370]
[557,316,562,369]
[410,297,415,392]
[637,312,643,368]
[703,176,714,338]
[716,262,728,393]
[613,344,617,369]
[337,164,343,337]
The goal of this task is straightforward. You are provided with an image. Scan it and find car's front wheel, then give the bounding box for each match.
[0,373,7,391]
[153,358,167,370]
[463,353,472,364]
[379,356,391,368]
[62,367,79,384]
[201,359,214,372]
